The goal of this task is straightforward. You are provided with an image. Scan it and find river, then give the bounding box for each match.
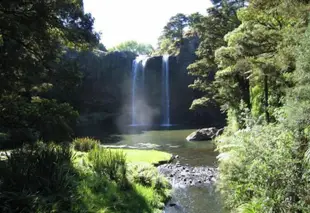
[107,128,225,213]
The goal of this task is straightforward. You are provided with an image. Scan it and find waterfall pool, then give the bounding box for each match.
[106,128,226,213]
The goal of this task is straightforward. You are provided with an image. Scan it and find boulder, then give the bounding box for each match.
[186,127,220,141]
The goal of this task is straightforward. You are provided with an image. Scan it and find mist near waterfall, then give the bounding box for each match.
[116,54,170,133]
[130,96,160,126]
[116,55,159,133]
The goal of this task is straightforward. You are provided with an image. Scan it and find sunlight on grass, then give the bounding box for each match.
[116,149,172,164]
[74,148,172,165]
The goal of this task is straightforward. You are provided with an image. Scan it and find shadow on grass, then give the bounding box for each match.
[0,144,80,213]
[0,144,158,213]
[74,174,155,213]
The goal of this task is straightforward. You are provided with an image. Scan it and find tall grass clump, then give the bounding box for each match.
[88,147,127,183]
[73,137,99,152]
[128,163,171,203]
[0,142,76,213]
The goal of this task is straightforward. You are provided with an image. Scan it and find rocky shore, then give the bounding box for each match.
[158,162,218,187]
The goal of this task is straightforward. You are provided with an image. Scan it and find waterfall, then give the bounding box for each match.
[131,58,139,126]
[131,55,149,126]
[142,57,148,92]
[131,55,170,127]
[162,55,170,126]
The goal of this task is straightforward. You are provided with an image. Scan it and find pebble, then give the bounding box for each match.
[158,163,218,187]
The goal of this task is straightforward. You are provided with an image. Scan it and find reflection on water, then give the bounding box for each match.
[110,128,225,213]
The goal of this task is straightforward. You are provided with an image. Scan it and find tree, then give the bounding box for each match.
[217,17,310,213]
[163,13,189,43]
[109,40,154,55]
[157,13,189,55]
[188,0,245,110]
[0,0,99,144]
[188,0,308,126]
[214,0,307,125]
[98,43,107,51]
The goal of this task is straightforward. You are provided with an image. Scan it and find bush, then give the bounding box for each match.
[128,163,171,200]
[216,125,310,212]
[88,148,127,182]
[129,163,159,187]
[0,142,76,213]
[73,137,99,152]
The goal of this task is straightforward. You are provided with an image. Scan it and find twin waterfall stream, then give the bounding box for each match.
[131,55,171,126]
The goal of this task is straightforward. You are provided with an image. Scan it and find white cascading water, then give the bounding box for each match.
[131,55,149,126]
[162,55,170,126]
[131,55,170,126]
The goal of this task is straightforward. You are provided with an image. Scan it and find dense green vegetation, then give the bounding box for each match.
[0,141,171,213]
[0,0,99,147]
[0,1,171,212]
[4,0,310,212]
[168,0,310,212]
[109,40,154,55]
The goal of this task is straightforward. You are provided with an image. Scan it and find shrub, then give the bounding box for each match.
[88,148,127,182]
[216,125,310,212]
[73,137,99,152]
[128,163,171,200]
[129,163,158,187]
[0,142,76,213]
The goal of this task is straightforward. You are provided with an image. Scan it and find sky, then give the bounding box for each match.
[83,0,212,49]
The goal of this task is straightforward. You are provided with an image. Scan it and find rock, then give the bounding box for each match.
[158,163,218,187]
[186,127,219,141]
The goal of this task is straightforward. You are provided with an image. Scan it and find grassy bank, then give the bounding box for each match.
[74,147,172,213]
[0,139,172,213]
[75,148,172,164]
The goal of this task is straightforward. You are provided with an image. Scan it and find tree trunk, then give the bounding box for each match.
[237,75,251,109]
[264,74,270,123]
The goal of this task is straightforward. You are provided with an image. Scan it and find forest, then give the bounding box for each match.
[1,0,310,212]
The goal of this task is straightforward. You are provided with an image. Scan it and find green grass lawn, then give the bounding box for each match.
[75,148,172,165]
[114,149,172,164]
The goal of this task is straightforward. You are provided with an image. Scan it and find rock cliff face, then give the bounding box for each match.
[75,37,225,137]
[140,36,225,127]
[73,50,136,136]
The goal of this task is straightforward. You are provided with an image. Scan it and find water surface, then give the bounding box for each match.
[112,128,218,167]
[109,128,225,213]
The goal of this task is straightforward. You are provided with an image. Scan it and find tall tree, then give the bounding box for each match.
[157,13,189,55]
[188,0,245,110]
[0,0,99,144]
[214,0,307,125]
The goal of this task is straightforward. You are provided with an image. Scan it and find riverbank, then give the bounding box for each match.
[73,148,173,213]
[0,143,173,213]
